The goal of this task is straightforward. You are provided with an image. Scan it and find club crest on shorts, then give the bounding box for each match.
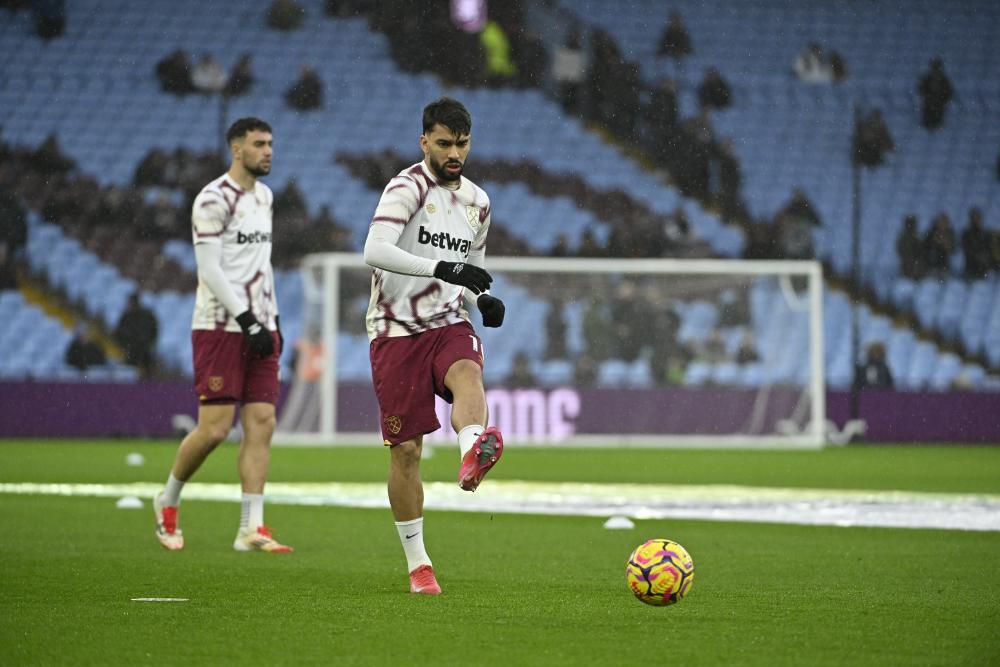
[384,415,402,435]
[465,205,482,233]
[208,376,224,392]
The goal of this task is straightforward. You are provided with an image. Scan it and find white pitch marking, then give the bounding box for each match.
[1,481,999,532]
[131,598,189,603]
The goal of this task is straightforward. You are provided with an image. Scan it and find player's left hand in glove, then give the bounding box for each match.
[477,294,505,328]
[236,310,274,357]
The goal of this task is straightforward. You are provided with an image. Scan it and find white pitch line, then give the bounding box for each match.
[2,481,999,532]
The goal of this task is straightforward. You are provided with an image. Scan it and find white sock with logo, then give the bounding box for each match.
[162,473,185,506]
[395,517,431,572]
[457,425,484,459]
[241,493,264,531]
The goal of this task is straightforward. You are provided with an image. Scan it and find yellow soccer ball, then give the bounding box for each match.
[625,538,695,606]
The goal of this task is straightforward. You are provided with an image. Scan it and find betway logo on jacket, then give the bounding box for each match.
[237,230,273,244]
[418,226,471,253]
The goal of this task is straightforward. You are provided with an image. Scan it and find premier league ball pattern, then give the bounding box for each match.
[626,539,695,606]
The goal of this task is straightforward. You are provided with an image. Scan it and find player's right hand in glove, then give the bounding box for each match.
[434,261,492,294]
[477,294,505,328]
[236,310,274,357]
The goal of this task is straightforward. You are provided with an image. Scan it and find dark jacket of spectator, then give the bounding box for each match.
[923,213,956,275]
[114,293,159,377]
[896,215,925,280]
[853,110,894,167]
[961,208,992,280]
[505,352,538,389]
[285,66,323,110]
[66,326,106,370]
[267,0,305,31]
[697,67,731,109]
[155,49,194,96]
[918,57,954,131]
[657,11,692,60]
[225,54,254,97]
[0,187,27,255]
[544,298,568,360]
[856,342,893,389]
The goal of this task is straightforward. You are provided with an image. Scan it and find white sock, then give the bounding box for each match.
[457,424,484,459]
[162,473,185,506]
[395,517,431,572]
[241,493,264,531]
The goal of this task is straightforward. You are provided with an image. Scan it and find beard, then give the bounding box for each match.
[247,160,270,177]
[429,156,462,182]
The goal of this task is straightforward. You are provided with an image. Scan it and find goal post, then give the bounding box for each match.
[277,253,825,448]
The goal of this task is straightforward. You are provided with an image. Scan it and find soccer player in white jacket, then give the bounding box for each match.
[364,98,506,594]
[153,118,291,554]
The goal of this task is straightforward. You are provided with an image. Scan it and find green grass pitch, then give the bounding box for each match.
[1,440,998,666]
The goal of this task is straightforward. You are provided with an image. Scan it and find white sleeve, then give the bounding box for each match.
[194,243,247,317]
[363,222,438,277]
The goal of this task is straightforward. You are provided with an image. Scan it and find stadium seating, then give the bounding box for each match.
[0,0,995,390]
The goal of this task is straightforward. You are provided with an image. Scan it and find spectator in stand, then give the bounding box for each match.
[544,297,568,360]
[856,342,893,389]
[829,50,848,82]
[0,186,27,258]
[657,10,692,62]
[0,244,17,290]
[793,43,833,84]
[551,27,586,115]
[549,233,571,257]
[285,65,323,110]
[699,329,728,363]
[266,0,305,31]
[505,352,538,389]
[155,49,194,96]
[961,207,992,280]
[852,109,894,168]
[481,20,518,86]
[513,28,548,88]
[645,77,679,169]
[697,67,731,110]
[715,139,746,222]
[134,149,169,186]
[611,62,644,144]
[735,331,760,364]
[675,109,716,199]
[896,215,926,280]
[918,56,954,131]
[114,292,159,378]
[778,187,821,227]
[32,0,65,39]
[31,134,74,173]
[191,54,227,94]
[923,213,956,277]
[225,54,254,97]
[65,324,106,371]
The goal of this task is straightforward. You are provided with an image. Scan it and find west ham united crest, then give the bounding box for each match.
[465,205,482,233]
[384,415,402,435]
[208,376,224,392]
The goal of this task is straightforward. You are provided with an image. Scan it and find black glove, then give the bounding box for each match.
[477,294,505,328]
[275,315,284,355]
[236,310,274,357]
[434,261,492,294]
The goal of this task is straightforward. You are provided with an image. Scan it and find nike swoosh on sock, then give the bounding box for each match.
[405,532,420,539]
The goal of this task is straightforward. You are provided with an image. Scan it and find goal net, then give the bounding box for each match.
[276,254,825,448]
